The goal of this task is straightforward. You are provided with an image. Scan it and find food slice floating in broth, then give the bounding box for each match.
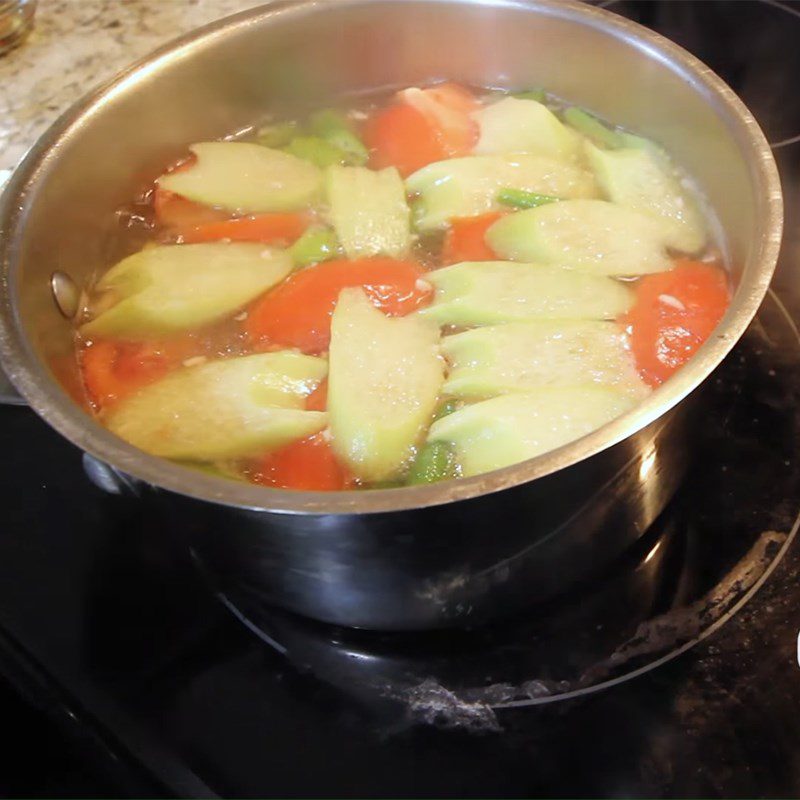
[244,257,432,354]
[250,432,353,491]
[584,141,707,254]
[472,96,581,161]
[485,199,672,275]
[74,81,730,490]
[363,102,446,177]
[397,83,480,158]
[441,320,648,400]
[363,83,478,175]
[327,288,444,483]
[625,260,730,386]
[325,165,411,259]
[406,154,597,230]
[81,243,293,339]
[174,212,309,246]
[157,142,323,213]
[441,212,504,264]
[104,352,328,461]
[419,261,633,326]
[427,386,637,478]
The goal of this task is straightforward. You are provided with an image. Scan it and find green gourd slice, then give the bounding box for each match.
[105,351,328,461]
[327,288,444,482]
[427,386,636,477]
[584,141,707,254]
[473,97,582,161]
[442,320,648,399]
[486,199,671,275]
[419,261,633,326]
[81,243,292,339]
[406,155,597,231]
[157,142,322,213]
[326,165,411,259]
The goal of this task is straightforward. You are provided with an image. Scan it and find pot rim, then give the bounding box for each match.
[0,0,783,516]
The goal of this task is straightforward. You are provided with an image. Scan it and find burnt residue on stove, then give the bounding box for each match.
[391,528,791,731]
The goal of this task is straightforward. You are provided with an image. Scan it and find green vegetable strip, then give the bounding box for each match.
[433,399,460,421]
[407,441,460,485]
[496,188,560,209]
[309,108,369,166]
[309,109,352,137]
[562,107,625,150]
[283,136,346,168]
[289,226,341,268]
[325,129,369,166]
[511,88,547,103]
[256,121,298,148]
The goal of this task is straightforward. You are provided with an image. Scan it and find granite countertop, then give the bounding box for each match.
[0,0,263,180]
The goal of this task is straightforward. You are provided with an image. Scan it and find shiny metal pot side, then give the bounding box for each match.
[0,0,782,629]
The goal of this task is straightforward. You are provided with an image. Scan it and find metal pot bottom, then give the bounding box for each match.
[171,406,694,631]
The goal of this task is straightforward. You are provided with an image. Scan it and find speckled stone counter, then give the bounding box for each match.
[0,0,262,178]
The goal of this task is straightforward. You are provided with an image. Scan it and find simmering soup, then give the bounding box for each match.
[75,84,730,490]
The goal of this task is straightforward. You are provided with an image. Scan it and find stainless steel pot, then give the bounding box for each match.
[0,0,782,630]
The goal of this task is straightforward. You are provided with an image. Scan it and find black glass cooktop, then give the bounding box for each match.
[2,1,800,797]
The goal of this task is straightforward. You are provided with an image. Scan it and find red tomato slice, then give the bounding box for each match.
[175,212,309,245]
[625,260,730,386]
[252,433,352,491]
[305,378,328,412]
[363,103,446,177]
[398,83,479,158]
[442,212,504,264]
[153,188,231,230]
[80,336,198,408]
[244,257,433,354]
[152,153,232,230]
[422,83,482,116]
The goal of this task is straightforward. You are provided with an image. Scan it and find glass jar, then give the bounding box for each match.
[0,0,36,56]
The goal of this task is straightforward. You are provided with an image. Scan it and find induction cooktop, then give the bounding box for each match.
[1,1,800,797]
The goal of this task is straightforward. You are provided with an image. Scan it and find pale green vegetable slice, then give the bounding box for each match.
[157,142,322,213]
[584,141,707,254]
[284,135,345,167]
[406,441,460,485]
[328,288,444,482]
[433,399,461,421]
[105,352,328,461]
[428,386,636,477]
[406,155,597,231]
[81,243,292,339]
[255,121,298,148]
[473,97,582,161]
[562,107,653,152]
[486,199,671,276]
[442,320,648,399]
[309,109,369,166]
[562,107,626,150]
[419,261,633,326]
[511,88,546,103]
[289,226,341,268]
[326,165,411,258]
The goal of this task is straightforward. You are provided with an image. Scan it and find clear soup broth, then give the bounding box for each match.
[75,84,730,491]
